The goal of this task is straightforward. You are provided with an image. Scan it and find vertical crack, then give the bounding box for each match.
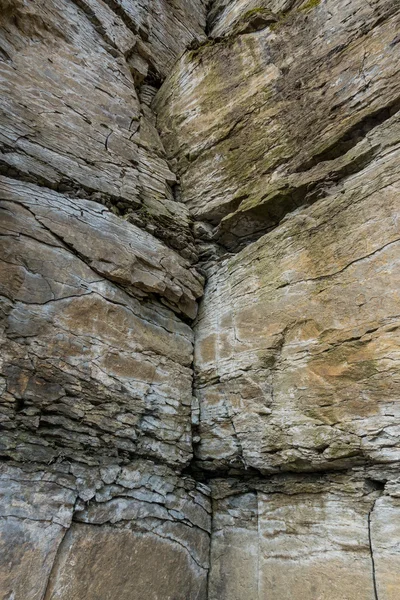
[41,526,69,600]
[367,498,379,600]
[256,491,261,600]
[206,497,215,600]
[41,496,79,600]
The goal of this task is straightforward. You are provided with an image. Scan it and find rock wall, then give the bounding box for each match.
[157,0,400,597]
[1,0,400,599]
[208,468,400,600]
[0,461,210,600]
[0,1,210,598]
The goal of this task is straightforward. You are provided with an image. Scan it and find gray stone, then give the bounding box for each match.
[1,0,400,597]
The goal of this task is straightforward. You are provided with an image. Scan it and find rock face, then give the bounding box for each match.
[156,0,400,245]
[0,461,210,600]
[193,139,400,474]
[0,1,210,598]
[1,177,202,468]
[208,468,400,600]
[155,0,400,596]
[1,0,400,599]
[0,0,207,260]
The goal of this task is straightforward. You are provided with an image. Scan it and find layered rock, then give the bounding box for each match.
[0,1,211,598]
[154,0,400,478]
[0,460,210,600]
[0,176,205,468]
[1,0,400,598]
[193,134,400,474]
[154,0,400,597]
[0,0,207,259]
[156,0,400,245]
[0,174,210,596]
[208,467,400,600]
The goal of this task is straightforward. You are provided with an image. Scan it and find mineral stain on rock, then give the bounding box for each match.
[1,0,400,599]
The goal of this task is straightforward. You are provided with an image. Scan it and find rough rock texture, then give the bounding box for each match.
[154,0,400,478]
[154,0,400,597]
[208,467,400,600]
[1,0,400,598]
[0,2,211,598]
[156,0,400,244]
[0,461,210,600]
[0,0,207,260]
[194,135,400,473]
[0,176,205,468]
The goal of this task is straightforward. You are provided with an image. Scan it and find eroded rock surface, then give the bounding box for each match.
[208,467,400,600]
[1,0,400,598]
[0,0,207,259]
[155,0,400,597]
[156,0,400,244]
[0,177,205,468]
[0,2,211,596]
[0,461,210,600]
[194,137,400,474]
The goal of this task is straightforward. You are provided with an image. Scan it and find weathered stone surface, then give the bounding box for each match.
[0,2,211,597]
[70,0,207,78]
[208,0,282,39]
[2,0,400,597]
[194,139,400,473]
[217,110,400,249]
[0,177,203,318]
[208,468,400,600]
[0,179,202,468]
[257,493,374,600]
[45,524,208,600]
[156,0,400,239]
[0,461,210,600]
[371,492,400,600]
[0,0,207,258]
[208,492,259,600]
[0,464,76,600]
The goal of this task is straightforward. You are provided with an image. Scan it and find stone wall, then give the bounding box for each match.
[208,468,400,600]
[1,0,400,598]
[0,1,210,598]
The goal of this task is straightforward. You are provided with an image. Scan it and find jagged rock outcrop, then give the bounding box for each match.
[1,177,204,468]
[155,0,400,597]
[1,0,400,599]
[156,0,400,246]
[0,0,207,260]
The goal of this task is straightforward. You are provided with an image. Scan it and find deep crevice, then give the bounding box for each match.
[368,498,380,600]
[296,96,400,172]
[70,0,128,55]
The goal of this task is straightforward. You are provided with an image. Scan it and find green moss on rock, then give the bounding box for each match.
[299,0,321,12]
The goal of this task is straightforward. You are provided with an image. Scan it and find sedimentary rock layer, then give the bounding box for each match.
[0,3,212,597]
[194,136,400,473]
[154,1,400,596]
[0,0,207,258]
[0,177,204,468]
[208,466,400,600]
[1,0,400,598]
[0,460,211,600]
[156,0,400,245]
[156,0,400,476]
